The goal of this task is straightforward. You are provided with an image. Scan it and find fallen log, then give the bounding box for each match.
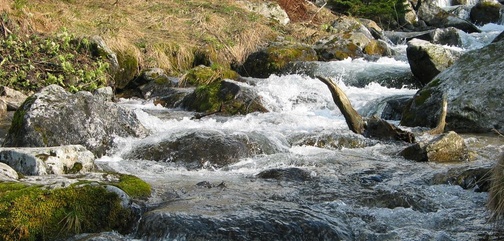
[316,76,415,143]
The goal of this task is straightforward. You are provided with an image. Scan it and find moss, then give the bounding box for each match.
[414,89,432,106]
[266,45,317,71]
[65,162,83,174]
[426,78,442,88]
[0,181,134,241]
[191,81,222,112]
[114,51,139,89]
[113,174,151,200]
[183,66,221,87]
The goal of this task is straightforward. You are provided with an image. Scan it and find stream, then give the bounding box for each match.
[90,25,504,240]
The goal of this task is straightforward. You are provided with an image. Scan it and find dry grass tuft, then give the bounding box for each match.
[2,0,285,75]
[488,154,504,222]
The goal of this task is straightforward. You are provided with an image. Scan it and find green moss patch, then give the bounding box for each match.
[0,181,134,241]
[114,174,152,200]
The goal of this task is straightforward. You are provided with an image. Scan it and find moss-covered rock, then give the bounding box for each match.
[181,80,267,115]
[236,43,317,78]
[0,181,139,241]
[470,1,502,25]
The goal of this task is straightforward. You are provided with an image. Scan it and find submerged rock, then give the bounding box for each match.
[431,167,491,192]
[3,85,149,156]
[123,129,286,169]
[257,167,313,182]
[401,41,504,133]
[0,145,95,175]
[136,203,354,241]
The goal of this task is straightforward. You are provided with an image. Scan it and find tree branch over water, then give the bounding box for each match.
[316,76,415,143]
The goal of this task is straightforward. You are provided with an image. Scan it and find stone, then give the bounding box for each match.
[236,43,317,78]
[401,131,469,163]
[3,85,149,156]
[417,0,481,33]
[239,0,290,25]
[0,162,18,181]
[0,86,28,111]
[401,41,504,133]
[123,129,285,169]
[470,1,502,25]
[0,145,95,175]
[406,38,463,85]
[257,168,313,182]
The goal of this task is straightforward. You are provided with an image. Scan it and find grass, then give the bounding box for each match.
[1,0,336,80]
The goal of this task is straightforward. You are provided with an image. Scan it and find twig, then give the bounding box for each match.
[308,2,327,24]
[492,128,504,138]
[1,20,12,38]
[191,103,223,120]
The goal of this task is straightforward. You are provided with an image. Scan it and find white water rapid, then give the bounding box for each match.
[94,24,504,241]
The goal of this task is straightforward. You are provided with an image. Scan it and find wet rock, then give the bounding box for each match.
[236,43,317,78]
[0,162,18,181]
[3,85,149,156]
[470,1,502,25]
[66,231,127,241]
[257,167,313,182]
[360,95,412,121]
[408,27,463,46]
[406,38,463,85]
[492,31,504,43]
[363,39,394,57]
[0,145,95,175]
[289,131,376,149]
[417,0,481,33]
[123,129,284,169]
[0,86,28,112]
[358,188,438,212]
[136,204,354,241]
[401,41,504,133]
[431,167,491,192]
[401,131,469,163]
[151,87,193,108]
[181,80,268,115]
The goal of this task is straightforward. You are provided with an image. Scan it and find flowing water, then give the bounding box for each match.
[92,26,504,240]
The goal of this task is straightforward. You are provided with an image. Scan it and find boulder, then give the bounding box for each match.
[123,129,285,169]
[0,86,28,112]
[0,162,18,181]
[470,1,502,25]
[3,85,149,156]
[417,0,481,33]
[406,38,463,85]
[315,16,375,61]
[360,95,412,121]
[236,43,317,78]
[401,41,504,133]
[117,68,175,98]
[181,80,268,115]
[400,131,469,163]
[239,0,290,25]
[0,145,95,175]
[408,27,463,46]
[288,130,376,149]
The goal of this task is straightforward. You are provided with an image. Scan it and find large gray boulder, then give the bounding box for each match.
[0,145,95,175]
[406,38,463,85]
[3,85,149,156]
[417,0,481,33]
[401,41,504,133]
